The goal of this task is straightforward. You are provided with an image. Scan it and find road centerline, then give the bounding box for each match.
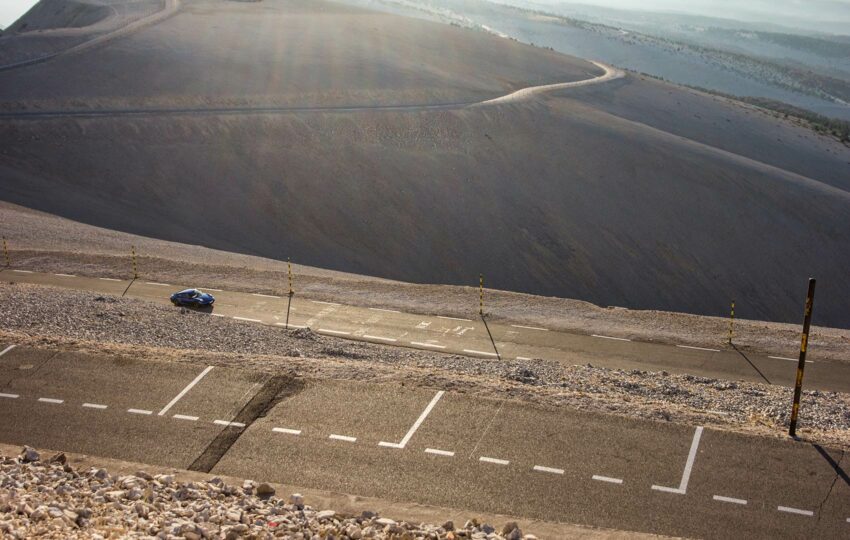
[379,390,445,449]
[158,366,214,416]
[0,345,17,358]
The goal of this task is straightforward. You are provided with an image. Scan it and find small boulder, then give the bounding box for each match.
[20,446,40,463]
[256,482,275,498]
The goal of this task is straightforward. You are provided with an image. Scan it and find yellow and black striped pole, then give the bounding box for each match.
[789,278,816,438]
[479,273,484,316]
[285,258,294,329]
[288,259,294,297]
[728,300,735,344]
[131,245,138,279]
[2,237,9,267]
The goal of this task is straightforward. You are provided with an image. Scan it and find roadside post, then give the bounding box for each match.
[131,245,139,279]
[728,300,735,344]
[2,237,9,267]
[285,259,294,329]
[479,273,484,316]
[788,278,816,438]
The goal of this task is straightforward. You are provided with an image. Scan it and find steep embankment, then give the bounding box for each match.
[7,0,113,33]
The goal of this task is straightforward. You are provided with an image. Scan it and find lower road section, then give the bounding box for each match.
[0,344,847,539]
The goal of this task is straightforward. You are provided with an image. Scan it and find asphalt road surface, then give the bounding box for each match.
[0,344,847,539]
[4,269,848,394]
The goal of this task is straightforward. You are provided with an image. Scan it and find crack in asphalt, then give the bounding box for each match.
[814,446,846,522]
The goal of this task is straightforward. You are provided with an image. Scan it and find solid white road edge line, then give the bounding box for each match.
[410,341,446,349]
[214,420,245,428]
[252,293,281,298]
[463,349,498,357]
[511,324,548,331]
[592,475,623,484]
[651,426,703,495]
[272,428,301,435]
[676,345,720,352]
[363,335,397,342]
[777,506,813,517]
[311,300,340,306]
[82,403,107,409]
[319,329,350,336]
[0,345,16,357]
[99,277,121,281]
[276,323,307,329]
[438,315,473,322]
[369,307,401,313]
[379,390,445,449]
[0,393,19,399]
[146,282,170,286]
[12,270,33,273]
[533,465,564,475]
[479,456,510,465]
[714,495,747,505]
[38,398,64,404]
[425,448,455,457]
[128,409,152,415]
[205,288,222,292]
[769,355,813,364]
[329,434,356,442]
[158,365,214,416]
[233,317,262,323]
[592,334,631,342]
[173,414,199,421]
[55,273,75,277]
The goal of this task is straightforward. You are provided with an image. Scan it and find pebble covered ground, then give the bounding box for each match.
[1,447,535,539]
[1,282,848,449]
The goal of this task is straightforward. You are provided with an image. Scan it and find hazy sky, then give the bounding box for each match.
[0,0,38,29]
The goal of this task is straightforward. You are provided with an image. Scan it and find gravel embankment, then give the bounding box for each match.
[2,282,849,449]
[1,447,535,539]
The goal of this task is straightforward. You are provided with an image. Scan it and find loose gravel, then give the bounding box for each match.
[2,281,848,449]
[1,447,536,539]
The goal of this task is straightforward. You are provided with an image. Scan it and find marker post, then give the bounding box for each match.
[789,279,816,438]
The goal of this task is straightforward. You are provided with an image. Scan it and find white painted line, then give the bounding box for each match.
[379,390,445,449]
[410,341,446,349]
[516,356,533,361]
[364,335,397,342]
[276,323,307,329]
[38,398,64,404]
[12,270,33,273]
[272,427,301,435]
[592,334,631,342]
[769,356,813,364]
[82,403,107,410]
[0,393,19,399]
[99,277,121,281]
[252,293,281,299]
[212,313,225,317]
[173,414,199,421]
[158,365,214,416]
[318,329,351,336]
[146,282,170,287]
[438,315,473,322]
[676,345,720,352]
[127,409,152,415]
[652,426,703,495]
[205,288,222,292]
[55,273,76,277]
[214,420,245,428]
[714,495,747,505]
[533,465,564,475]
[369,307,401,313]
[846,517,850,523]
[463,349,498,357]
[311,300,340,306]
[0,345,16,358]
[425,448,455,457]
[777,506,813,517]
[592,475,623,484]
[329,434,356,442]
[233,317,262,323]
[479,456,510,465]
[512,324,548,331]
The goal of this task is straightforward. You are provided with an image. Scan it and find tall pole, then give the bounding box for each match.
[285,259,294,330]
[789,278,816,438]
[479,273,484,317]
[131,245,139,279]
[728,299,735,344]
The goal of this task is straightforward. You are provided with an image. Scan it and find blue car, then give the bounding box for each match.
[170,288,215,308]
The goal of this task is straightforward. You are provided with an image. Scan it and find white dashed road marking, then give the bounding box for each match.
[311,300,340,306]
[676,345,720,352]
[38,398,64,404]
[479,456,510,465]
[511,324,548,331]
[214,420,245,428]
[233,317,262,323]
[212,314,225,317]
[769,356,813,364]
[82,403,107,410]
[12,270,33,273]
[533,465,564,475]
[329,434,356,442]
[410,341,446,349]
[173,414,199,421]
[438,316,473,322]
[273,428,301,435]
[592,334,631,342]
[714,495,747,505]
[205,288,222,292]
[652,426,703,495]
[276,323,307,329]
[425,448,455,457]
[128,409,153,415]
[55,273,75,277]
[364,335,397,342]
[516,356,533,361]
[777,506,813,517]
[369,308,401,313]
[592,475,623,484]
[158,366,214,416]
[319,329,350,336]
[379,390,445,449]
[0,345,16,358]
[463,349,498,357]
[252,293,280,299]
[99,277,121,281]
[0,393,19,399]
[146,282,170,287]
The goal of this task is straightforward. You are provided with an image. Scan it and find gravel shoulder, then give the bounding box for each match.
[2,200,850,363]
[2,281,848,451]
